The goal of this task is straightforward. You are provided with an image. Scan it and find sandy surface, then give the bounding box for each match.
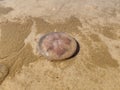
[0,0,120,90]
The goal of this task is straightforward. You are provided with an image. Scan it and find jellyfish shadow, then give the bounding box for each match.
[67,40,80,60]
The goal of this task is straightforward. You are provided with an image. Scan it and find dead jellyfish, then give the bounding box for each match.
[38,32,78,60]
[0,64,8,83]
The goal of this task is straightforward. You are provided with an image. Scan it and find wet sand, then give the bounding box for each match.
[0,0,120,90]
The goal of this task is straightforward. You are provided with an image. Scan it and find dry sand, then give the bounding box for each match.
[0,0,120,90]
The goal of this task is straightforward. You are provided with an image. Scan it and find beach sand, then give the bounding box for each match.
[0,0,120,90]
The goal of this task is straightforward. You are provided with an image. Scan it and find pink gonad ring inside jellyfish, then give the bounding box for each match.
[38,32,78,60]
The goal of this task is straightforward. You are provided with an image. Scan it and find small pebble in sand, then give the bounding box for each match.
[38,32,77,60]
[0,64,8,83]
